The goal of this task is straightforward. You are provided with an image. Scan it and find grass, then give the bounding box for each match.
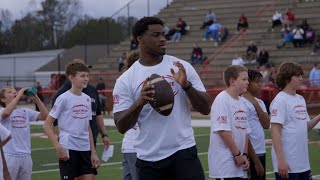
[29,126,320,180]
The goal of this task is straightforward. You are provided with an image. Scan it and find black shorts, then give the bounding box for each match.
[136,146,205,180]
[59,150,97,179]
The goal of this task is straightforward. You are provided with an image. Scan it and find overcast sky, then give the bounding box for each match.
[0,0,171,20]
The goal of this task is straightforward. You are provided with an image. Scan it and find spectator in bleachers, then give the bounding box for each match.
[200,9,216,29]
[292,25,304,47]
[237,13,248,31]
[171,18,189,42]
[286,8,295,25]
[217,27,229,43]
[309,63,320,87]
[277,30,294,48]
[190,43,207,65]
[246,41,257,62]
[232,54,246,66]
[203,21,221,42]
[96,77,107,115]
[259,65,272,85]
[299,19,310,32]
[176,17,188,35]
[257,48,270,67]
[271,11,282,31]
[311,32,320,55]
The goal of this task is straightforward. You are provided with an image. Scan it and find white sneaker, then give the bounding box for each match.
[311,52,316,55]
[209,38,214,41]
[202,38,207,41]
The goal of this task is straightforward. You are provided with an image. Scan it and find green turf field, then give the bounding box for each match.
[29,125,320,180]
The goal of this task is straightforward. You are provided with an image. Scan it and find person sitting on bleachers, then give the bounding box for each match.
[231,54,246,66]
[203,21,221,41]
[271,11,282,31]
[246,41,257,62]
[277,30,294,48]
[237,13,248,31]
[292,25,304,48]
[200,9,216,29]
[176,17,188,35]
[286,8,295,25]
[217,27,229,43]
[190,43,207,65]
[311,32,320,55]
[257,48,270,67]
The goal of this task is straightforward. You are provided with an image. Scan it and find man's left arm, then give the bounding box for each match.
[183,83,211,115]
[171,61,211,115]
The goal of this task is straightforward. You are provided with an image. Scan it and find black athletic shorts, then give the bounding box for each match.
[136,146,205,180]
[59,150,97,180]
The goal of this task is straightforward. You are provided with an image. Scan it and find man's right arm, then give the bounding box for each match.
[114,82,154,134]
[114,101,144,134]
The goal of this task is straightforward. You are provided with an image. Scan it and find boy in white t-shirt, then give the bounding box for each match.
[0,86,48,180]
[271,62,320,180]
[209,65,250,180]
[0,124,11,180]
[44,61,100,180]
[242,69,270,180]
[113,17,211,180]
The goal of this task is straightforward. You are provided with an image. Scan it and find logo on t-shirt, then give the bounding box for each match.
[217,116,227,124]
[113,95,120,104]
[293,105,307,121]
[71,104,90,119]
[234,109,247,130]
[271,109,277,116]
[12,115,27,128]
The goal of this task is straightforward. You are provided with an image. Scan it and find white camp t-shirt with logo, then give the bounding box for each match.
[113,55,206,162]
[241,97,267,154]
[0,108,39,155]
[0,124,11,180]
[270,91,310,173]
[49,91,92,151]
[121,123,139,153]
[209,91,248,178]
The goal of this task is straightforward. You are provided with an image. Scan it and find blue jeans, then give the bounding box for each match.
[191,56,202,65]
[275,170,312,180]
[204,29,218,40]
[172,32,181,41]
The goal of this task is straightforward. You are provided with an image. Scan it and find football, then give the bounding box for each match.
[147,74,174,116]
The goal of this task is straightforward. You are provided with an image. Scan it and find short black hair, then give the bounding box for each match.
[132,17,164,44]
[248,69,263,82]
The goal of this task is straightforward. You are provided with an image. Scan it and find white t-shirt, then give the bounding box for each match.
[121,124,139,153]
[293,28,304,39]
[232,57,245,66]
[241,97,267,154]
[209,91,248,178]
[270,91,310,173]
[0,108,39,155]
[113,55,206,161]
[0,124,11,180]
[49,91,92,151]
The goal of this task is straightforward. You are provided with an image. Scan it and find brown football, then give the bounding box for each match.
[147,74,174,116]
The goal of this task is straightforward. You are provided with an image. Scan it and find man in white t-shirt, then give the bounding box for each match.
[113,17,211,180]
[0,86,48,180]
[44,61,100,180]
[209,65,250,180]
[0,124,11,180]
[270,62,320,180]
[242,69,270,180]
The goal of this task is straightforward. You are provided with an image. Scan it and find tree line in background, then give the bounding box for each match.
[0,0,137,54]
